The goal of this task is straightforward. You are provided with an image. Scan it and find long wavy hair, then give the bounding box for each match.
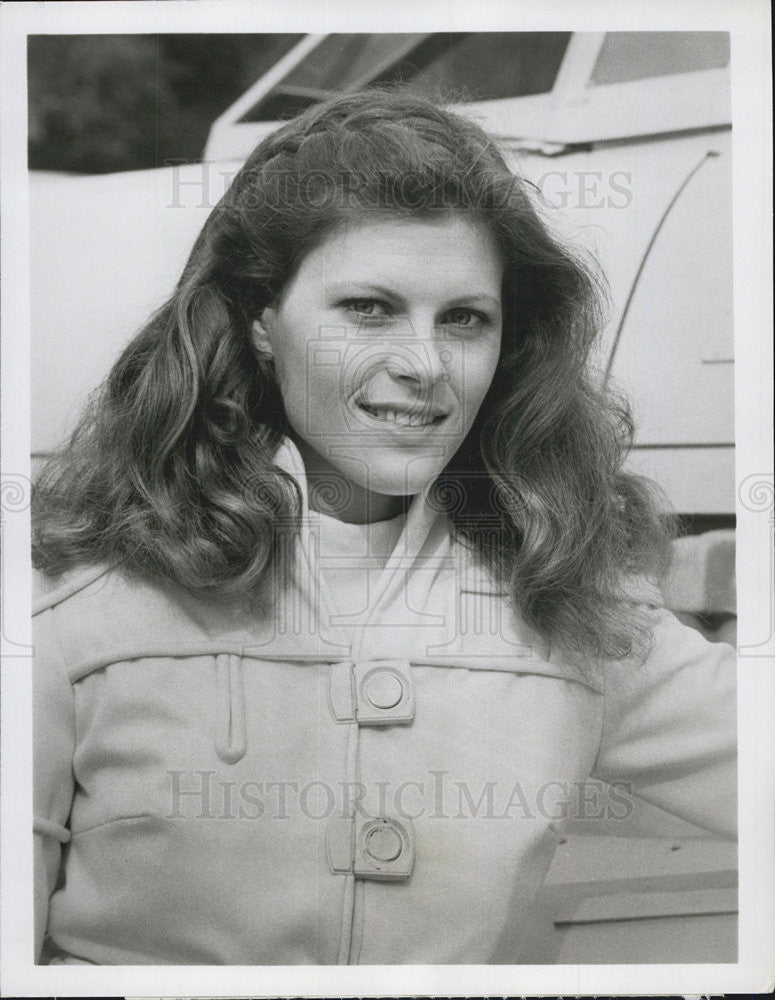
[33,88,672,660]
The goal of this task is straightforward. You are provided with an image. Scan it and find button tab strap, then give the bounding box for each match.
[326,815,415,881]
[329,659,415,725]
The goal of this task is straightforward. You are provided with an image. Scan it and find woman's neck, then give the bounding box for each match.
[291,436,410,524]
[307,470,410,523]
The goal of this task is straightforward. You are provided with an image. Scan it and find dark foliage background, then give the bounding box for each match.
[28,34,302,173]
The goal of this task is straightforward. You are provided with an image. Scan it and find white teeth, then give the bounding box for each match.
[359,403,439,427]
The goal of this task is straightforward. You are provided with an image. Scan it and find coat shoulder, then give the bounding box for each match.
[32,563,113,616]
[31,563,240,680]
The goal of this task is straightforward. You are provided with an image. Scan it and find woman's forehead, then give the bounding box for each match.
[283,213,503,298]
[298,214,503,284]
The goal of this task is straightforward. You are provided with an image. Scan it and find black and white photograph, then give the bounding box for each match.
[1,1,772,995]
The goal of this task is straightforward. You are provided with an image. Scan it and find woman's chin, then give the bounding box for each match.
[342,456,446,501]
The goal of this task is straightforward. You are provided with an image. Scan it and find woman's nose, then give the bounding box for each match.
[386,346,446,389]
[386,320,448,387]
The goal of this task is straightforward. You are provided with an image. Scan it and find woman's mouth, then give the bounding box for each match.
[356,401,446,428]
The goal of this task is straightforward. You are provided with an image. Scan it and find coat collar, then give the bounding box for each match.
[271,437,603,692]
[272,435,444,561]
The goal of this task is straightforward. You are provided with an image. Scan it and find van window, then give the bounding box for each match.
[380,32,572,101]
[589,31,730,87]
[238,32,571,123]
[280,33,429,92]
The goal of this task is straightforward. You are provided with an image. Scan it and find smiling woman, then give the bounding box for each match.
[252,214,503,519]
[30,88,736,966]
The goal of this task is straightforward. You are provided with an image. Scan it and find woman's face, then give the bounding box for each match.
[254,213,503,522]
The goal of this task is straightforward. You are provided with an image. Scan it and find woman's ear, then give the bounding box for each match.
[251,309,276,358]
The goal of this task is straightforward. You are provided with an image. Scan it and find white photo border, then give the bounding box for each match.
[1,0,772,995]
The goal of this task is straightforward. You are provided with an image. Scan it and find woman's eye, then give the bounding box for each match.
[342,299,390,319]
[443,308,488,328]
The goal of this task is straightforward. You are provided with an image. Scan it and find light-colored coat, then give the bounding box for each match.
[33,440,737,964]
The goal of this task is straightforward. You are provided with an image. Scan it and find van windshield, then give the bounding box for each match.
[237,32,572,123]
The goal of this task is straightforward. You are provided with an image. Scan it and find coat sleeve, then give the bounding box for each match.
[592,609,737,840]
[32,604,76,961]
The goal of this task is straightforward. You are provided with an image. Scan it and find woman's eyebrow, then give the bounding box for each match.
[326,282,399,300]
[326,283,501,311]
[444,294,502,311]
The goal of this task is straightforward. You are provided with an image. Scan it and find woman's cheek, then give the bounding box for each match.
[460,351,498,419]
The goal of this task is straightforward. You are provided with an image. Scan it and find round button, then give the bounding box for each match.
[363,671,404,710]
[364,824,403,862]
